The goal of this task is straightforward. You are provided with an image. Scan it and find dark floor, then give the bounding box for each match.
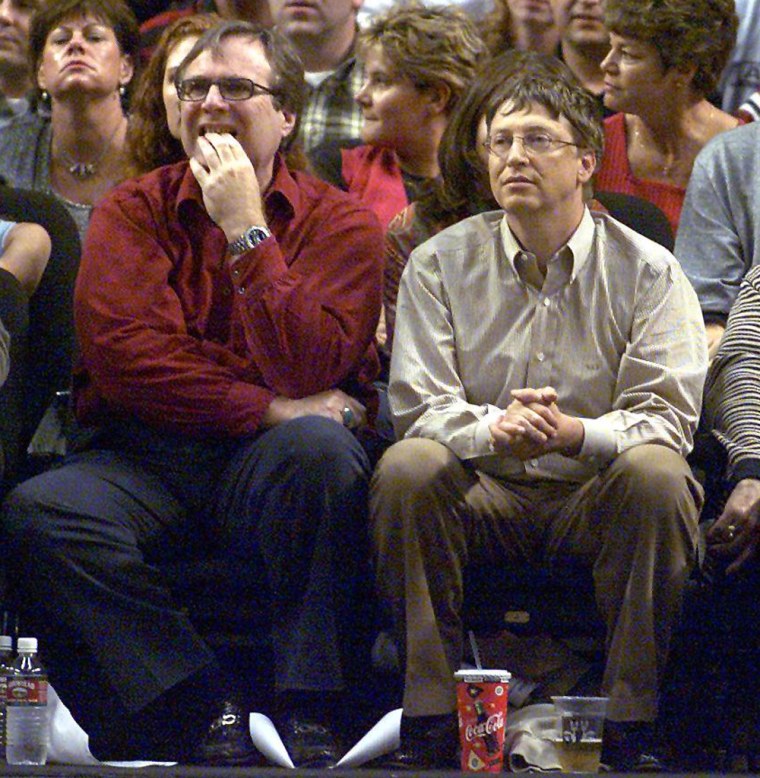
[0,768,758,778]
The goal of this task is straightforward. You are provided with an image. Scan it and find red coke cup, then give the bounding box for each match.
[454,669,511,772]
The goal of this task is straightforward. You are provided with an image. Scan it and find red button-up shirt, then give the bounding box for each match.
[74,156,383,437]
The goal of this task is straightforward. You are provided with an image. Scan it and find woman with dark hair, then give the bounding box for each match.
[596,0,740,235]
[125,12,221,176]
[0,0,139,241]
[382,51,573,354]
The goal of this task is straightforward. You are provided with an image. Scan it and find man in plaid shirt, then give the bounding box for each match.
[271,0,364,153]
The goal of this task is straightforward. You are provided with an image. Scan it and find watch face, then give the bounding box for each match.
[229,226,270,255]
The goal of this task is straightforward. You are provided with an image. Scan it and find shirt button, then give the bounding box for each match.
[232,269,240,278]
[238,286,246,295]
[543,297,551,307]
[536,352,545,362]
[530,459,539,468]
[222,286,231,297]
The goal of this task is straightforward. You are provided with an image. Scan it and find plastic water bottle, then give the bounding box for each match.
[0,635,14,762]
[6,637,48,765]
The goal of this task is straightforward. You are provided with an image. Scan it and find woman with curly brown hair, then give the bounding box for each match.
[125,12,221,176]
[595,0,741,235]
[309,3,485,230]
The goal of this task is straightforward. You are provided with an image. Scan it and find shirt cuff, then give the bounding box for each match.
[577,416,617,467]
[474,406,506,455]
[730,458,760,485]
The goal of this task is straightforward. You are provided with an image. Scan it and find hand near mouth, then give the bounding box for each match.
[190,132,266,242]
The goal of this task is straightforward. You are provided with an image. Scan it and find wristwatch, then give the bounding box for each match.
[228,225,272,256]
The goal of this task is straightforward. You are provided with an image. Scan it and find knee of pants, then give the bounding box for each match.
[371,437,462,497]
[2,473,61,559]
[606,444,702,524]
[274,415,371,487]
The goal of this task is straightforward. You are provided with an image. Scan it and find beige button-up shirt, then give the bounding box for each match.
[389,208,708,482]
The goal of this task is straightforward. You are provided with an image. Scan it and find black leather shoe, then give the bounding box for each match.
[191,700,267,766]
[370,712,459,771]
[278,713,342,769]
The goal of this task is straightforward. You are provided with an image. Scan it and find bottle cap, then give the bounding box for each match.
[0,635,11,651]
[17,637,38,652]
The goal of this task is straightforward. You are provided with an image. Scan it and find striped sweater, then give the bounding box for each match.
[704,264,760,482]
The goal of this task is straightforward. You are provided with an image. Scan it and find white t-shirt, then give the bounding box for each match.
[357,0,494,26]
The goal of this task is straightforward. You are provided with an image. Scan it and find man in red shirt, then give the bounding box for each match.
[2,20,382,768]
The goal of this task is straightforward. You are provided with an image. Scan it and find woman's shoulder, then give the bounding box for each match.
[697,102,742,143]
[0,113,50,186]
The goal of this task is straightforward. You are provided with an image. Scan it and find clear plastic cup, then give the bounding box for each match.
[551,696,608,773]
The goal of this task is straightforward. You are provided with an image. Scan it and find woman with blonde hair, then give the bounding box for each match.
[310,3,485,229]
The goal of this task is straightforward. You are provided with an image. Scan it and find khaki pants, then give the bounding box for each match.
[370,439,702,722]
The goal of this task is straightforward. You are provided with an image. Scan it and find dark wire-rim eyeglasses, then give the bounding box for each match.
[176,76,277,102]
[483,132,581,158]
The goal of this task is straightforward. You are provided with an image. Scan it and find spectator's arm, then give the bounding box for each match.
[675,148,747,319]
[0,222,51,296]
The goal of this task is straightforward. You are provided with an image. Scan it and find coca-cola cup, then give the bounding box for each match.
[454,668,511,772]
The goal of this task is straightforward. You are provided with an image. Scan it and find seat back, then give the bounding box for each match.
[0,186,81,488]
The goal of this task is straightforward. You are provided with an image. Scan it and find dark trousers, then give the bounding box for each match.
[1,415,372,739]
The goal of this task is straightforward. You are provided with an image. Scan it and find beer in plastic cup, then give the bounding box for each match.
[454,669,511,772]
[551,696,608,773]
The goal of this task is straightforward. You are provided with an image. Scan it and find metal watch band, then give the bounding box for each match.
[228,225,271,256]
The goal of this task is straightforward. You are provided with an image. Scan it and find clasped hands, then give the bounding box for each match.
[489,386,584,461]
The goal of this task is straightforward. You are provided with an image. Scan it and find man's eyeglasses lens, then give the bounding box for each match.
[484,133,578,157]
[176,77,275,102]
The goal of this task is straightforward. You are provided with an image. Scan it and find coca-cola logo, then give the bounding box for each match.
[465,711,504,742]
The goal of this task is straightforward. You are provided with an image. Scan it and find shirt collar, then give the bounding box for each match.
[500,207,595,287]
[177,151,297,225]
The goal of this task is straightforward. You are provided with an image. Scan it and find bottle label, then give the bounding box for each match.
[7,677,48,706]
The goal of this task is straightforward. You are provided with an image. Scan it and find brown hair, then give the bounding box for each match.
[605,0,737,97]
[357,2,485,115]
[174,19,307,156]
[484,62,604,162]
[420,51,578,227]
[30,0,140,100]
[125,13,221,177]
[479,0,516,56]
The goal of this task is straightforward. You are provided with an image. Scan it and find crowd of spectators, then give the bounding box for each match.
[0,0,758,771]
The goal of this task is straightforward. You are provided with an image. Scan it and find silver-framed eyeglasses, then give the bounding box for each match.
[483,132,580,158]
[176,76,277,102]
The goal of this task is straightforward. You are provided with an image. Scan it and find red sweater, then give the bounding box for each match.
[74,157,383,436]
[595,112,685,236]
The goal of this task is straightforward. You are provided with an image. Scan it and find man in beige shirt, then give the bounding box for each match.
[370,68,707,771]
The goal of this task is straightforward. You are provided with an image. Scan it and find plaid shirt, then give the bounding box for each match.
[299,54,365,154]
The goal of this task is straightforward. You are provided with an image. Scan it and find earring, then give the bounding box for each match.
[119,85,126,97]
[41,89,49,102]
